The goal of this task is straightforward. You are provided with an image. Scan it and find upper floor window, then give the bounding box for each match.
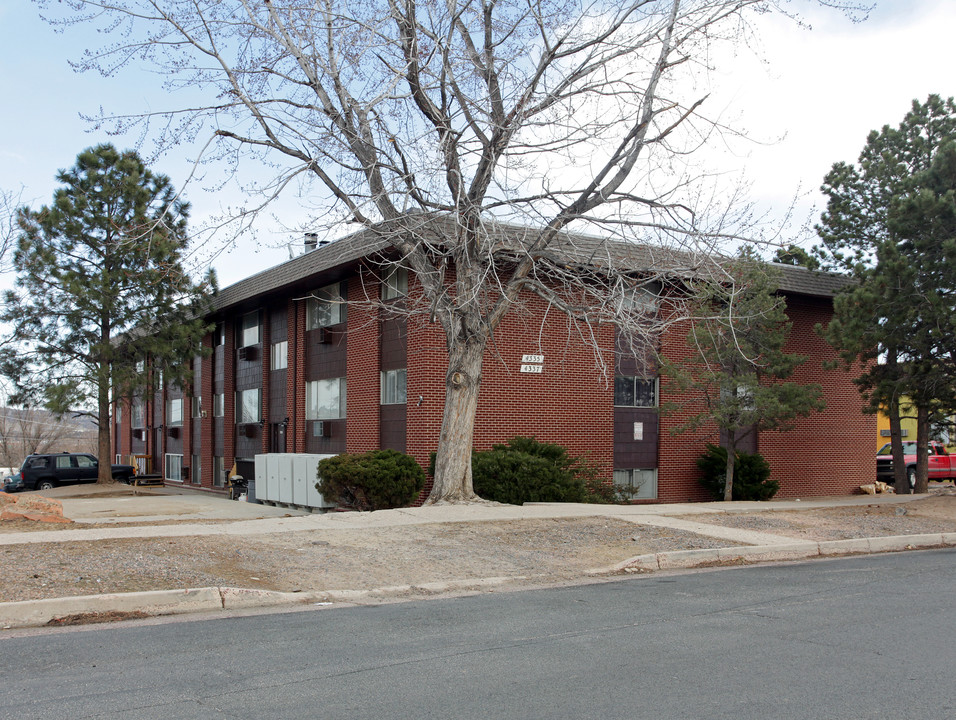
[614,376,658,408]
[167,398,184,426]
[215,322,225,346]
[271,341,288,370]
[306,378,346,419]
[381,369,407,405]
[191,396,203,418]
[382,267,408,301]
[213,393,225,418]
[235,388,261,424]
[131,401,145,428]
[617,281,661,316]
[238,311,260,347]
[306,282,346,329]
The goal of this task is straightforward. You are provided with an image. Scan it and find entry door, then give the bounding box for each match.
[270,423,287,453]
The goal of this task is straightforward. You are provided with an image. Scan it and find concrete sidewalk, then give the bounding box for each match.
[1,487,953,630]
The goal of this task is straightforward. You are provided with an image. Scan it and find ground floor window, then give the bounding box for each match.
[213,456,225,488]
[165,454,184,483]
[381,368,407,405]
[614,468,658,500]
[192,454,202,485]
[306,377,346,419]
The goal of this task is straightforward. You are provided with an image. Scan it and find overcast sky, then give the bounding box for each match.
[1,0,954,286]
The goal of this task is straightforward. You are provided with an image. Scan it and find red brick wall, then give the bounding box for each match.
[759,295,875,497]
[113,270,875,503]
[403,287,615,487]
[657,293,875,501]
[346,268,382,453]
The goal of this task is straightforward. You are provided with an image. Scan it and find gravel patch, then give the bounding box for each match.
[672,494,956,542]
[0,517,724,603]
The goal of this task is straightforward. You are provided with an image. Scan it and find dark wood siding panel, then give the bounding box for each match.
[380,404,406,452]
[235,423,261,459]
[214,418,224,456]
[614,407,659,468]
[235,350,262,391]
[269,305,288,343]
[305,324,347,379]
[213,346,225,393]
[305,419,346,454]
[380,315,407,371]
[269,368,288,421]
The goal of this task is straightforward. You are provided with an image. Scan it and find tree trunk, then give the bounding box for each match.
[887,393,909,494]
[97,360,113,484]
[915,404,930,494]
[425,339,485,504]
[722,433,736,502]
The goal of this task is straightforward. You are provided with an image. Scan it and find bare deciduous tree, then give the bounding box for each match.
[42,0,864,502]
[0,404,96,472]
[0,187,22,274]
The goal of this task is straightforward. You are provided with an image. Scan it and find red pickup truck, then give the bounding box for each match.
[876,441,956,488]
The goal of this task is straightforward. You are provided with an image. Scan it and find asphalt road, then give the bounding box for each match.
[2,550,955,720]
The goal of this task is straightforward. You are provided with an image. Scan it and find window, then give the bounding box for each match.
[617,281,661,316]
[238,311,260,347]
[213,393,224,417]
[192,454,202,485]
[382,267,408,300]
[235,388,261,424]
[165,454,184,482]
[271,341,288,370]
[136,359,146,372]
[192,396,202,418]
[76,455,96,469]
[614,376,658,407]
[167,398,183,426]
[381,369,407,405]
[215,322,225,346]
[306,283,346,328]
[306,378,346,419]
[614,468,658,500]
[115,405,122,425]
[131,402,145,428]
[213,456,225,488]
[55,455,71,470]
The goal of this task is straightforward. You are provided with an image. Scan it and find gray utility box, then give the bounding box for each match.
[254,453,337,510]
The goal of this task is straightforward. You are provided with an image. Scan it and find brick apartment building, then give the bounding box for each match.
[113,220,875,503]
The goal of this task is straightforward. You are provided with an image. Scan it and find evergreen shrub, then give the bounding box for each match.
[434,436,618,504]
[696,443,778,501]
[317,449,425,511]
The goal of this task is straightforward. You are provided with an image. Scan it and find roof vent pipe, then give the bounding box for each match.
[304,233,318,252]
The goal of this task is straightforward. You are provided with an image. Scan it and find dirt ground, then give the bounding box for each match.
[2,491,955,605]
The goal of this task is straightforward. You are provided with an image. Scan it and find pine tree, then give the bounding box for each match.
[666,248,825,500]
[816,96,956,493]
[1,144,215,482]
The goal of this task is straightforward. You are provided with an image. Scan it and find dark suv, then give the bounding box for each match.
[7,453,136,492]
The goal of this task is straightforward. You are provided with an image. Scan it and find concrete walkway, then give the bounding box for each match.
[1,487,952,630]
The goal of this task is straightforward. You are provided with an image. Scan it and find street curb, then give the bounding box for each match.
[607,533,956,573]
[3,536,954,630]
[0,576,528,630]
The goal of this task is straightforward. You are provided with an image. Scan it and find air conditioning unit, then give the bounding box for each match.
[168,426,180,439]
[243,423,258,438]
[318,327,331,344]
[313,420,332,437]
[132,428,144,440]
[238,345,257,361]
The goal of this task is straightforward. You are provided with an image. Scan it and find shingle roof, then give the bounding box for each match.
[210,215,847,313]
